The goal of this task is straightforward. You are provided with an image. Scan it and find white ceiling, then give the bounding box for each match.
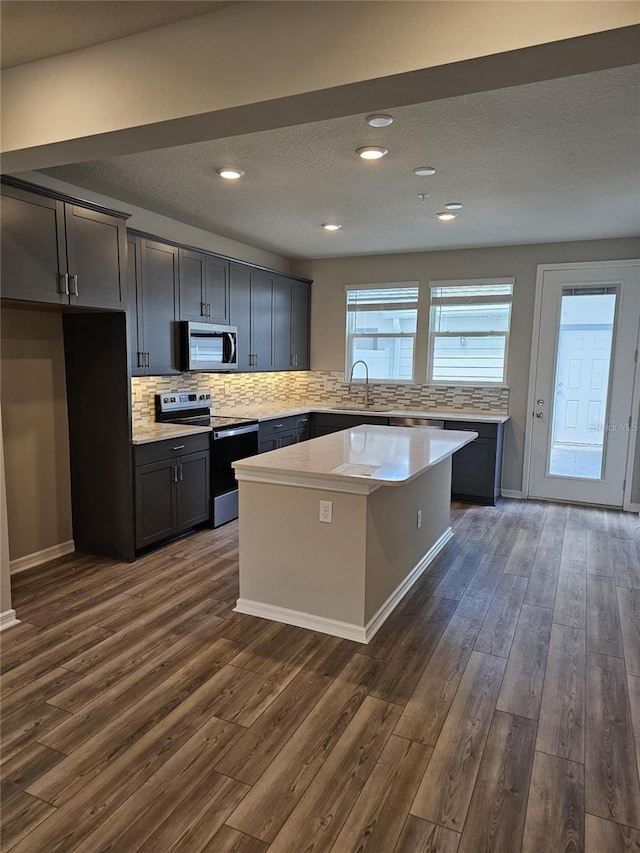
[41,65,640,259]
[0,0,230,68]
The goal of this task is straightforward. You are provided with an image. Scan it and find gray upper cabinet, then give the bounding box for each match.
[274,276,293,369]
[229,263,276,371]
[229,262,252,371]
[292,280,310,369]
[273,275,311,371]
[178,249,230,324]
[178,248,207,323]
[1,182,127,310]
[251,269,275,371]
[65,205,127,310]
[130,236,180,376]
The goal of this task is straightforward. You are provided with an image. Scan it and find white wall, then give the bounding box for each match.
[3,2,636,170]
[292,237,640,497]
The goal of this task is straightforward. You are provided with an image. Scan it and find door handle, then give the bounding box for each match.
[70,274,79,296]
[535,412,544,419]
[60,273,70,295]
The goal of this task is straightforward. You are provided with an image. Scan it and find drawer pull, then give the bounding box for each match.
[173,444,185,450]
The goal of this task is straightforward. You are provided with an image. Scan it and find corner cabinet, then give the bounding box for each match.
[1,182,127,310]
[128,235,180,376]
[133,433,210,550]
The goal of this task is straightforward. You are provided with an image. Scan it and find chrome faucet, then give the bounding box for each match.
[348,360,371,408]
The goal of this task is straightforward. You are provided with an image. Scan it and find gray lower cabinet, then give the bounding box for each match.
[311,412,391,436]
[444,420,504,506]
[258,415,296,452]
[134,434,210,550]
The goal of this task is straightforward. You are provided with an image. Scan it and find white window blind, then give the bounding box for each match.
[345,284,418,382]
[428,280,513,384]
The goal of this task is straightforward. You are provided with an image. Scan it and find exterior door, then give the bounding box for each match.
[528,262,640,506]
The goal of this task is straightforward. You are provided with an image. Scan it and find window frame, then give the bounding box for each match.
[344,282,419,384]
[427,277,514,387]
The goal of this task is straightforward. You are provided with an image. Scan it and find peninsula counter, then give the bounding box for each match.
[232,425,477,642]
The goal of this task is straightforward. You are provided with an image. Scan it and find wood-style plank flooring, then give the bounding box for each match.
[2,500,639,852]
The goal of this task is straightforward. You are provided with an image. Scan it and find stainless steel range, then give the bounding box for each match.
[156,391,259,527]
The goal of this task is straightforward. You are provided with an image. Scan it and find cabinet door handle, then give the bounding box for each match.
[70,274,79,296]
[201,302,206,317]
[173,466,178,483]
[60,273,70,295]
[145,352,150,368]
[137,351,143,368]
[178,464,183,481]
[207,303,211,317]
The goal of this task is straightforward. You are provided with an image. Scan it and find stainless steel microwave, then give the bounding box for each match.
[181,322,238,371]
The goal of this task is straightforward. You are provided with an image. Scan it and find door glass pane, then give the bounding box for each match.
[548,289,617,479]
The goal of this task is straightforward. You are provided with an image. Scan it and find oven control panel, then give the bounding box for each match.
[157,391,211,412]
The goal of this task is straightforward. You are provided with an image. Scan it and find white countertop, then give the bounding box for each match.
[213,404,508,424]
[233,425,477,494]
[132,423,212,445]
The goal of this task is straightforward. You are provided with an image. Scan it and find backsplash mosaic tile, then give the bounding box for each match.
[132,372,509,426]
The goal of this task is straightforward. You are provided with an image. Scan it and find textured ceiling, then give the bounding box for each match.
[42,65,640,259]
[1,1,231,68]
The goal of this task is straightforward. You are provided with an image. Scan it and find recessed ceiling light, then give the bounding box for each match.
[414,166,436,176]
[445,202,463,210]
[216,168,245,180]
[322,223,342,231]
[435,211,457,221]
[356,146,388,160]
[366,114,394,127]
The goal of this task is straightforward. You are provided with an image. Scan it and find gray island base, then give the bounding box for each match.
[232,425,477,643]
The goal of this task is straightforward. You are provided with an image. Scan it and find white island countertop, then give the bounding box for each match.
[233,424,477,494]
[214,403,508,424]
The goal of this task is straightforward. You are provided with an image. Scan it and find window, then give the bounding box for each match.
[345,284,418,382]
[428,279,513,384]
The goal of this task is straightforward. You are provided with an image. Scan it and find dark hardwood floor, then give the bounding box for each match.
[2,500,639,852]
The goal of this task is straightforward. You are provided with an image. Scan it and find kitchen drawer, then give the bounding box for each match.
[444,420,500,440]
[258,415,296,440]
[133,432,210,466]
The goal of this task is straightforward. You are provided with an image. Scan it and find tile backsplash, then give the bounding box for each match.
[132,372,509,427]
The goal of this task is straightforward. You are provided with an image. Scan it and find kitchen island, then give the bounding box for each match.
[232,424,477,642]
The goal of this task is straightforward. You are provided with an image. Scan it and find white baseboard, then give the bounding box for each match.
[235,526,453,644]
[500,489,524,499]
[0,609,20,631]
[10,540,75,575]
[627,502,640,514]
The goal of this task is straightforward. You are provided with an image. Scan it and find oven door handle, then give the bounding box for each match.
[213,424,259,440]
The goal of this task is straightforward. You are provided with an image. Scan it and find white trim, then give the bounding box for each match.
[10,540,75,575]
[623,312,640,511]
[429,277,516,289]
[234,526,453,644]
[0,609,20,632]
[628,502,640,514]
[524,260,640,507]
[500,489,524,499]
